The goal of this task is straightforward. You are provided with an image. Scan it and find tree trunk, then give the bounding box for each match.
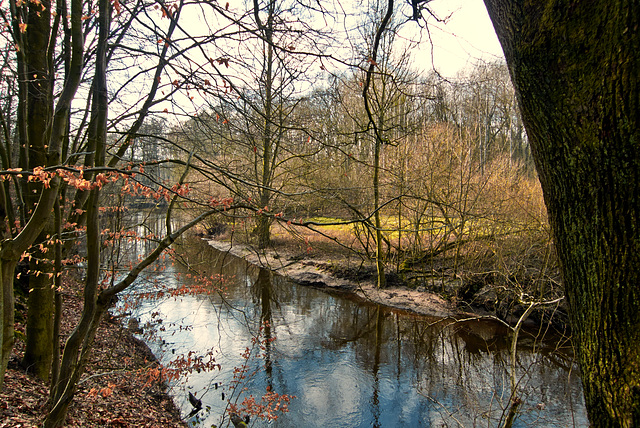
[362,0,394,289]
[373,117,386,289]
[0,0,86,391]
[23,243,55,379]
[0,0,82,389]
[257,34,273,249]
[20,0,56,382]
[47,0,109,421]
[254,0,275,249]
[0,258,17,385]
[483,1,640,426]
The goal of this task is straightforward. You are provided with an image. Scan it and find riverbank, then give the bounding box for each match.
[1,285,186,427]
[205,238,459,319]
[200,224,569,332]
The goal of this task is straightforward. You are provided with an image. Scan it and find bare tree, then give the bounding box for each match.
[171,0,331,248]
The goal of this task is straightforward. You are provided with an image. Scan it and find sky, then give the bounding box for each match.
[421,0,505,77]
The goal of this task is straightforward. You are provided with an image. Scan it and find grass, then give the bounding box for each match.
[305,215,457,243]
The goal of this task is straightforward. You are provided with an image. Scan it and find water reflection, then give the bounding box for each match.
[122,241,587,427]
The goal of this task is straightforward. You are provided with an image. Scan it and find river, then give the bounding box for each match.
[120,238,587,427]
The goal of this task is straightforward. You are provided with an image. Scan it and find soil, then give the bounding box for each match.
[1,280,187,428]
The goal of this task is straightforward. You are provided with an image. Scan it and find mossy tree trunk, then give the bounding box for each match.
[19,0,57,381]
[483,1,640,425]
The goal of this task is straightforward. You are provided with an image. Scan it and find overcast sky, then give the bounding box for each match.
[425,0,504,77]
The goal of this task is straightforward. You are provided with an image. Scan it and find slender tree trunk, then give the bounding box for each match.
[50,198,63,398]
[362,0,394,288]
[46,301,106,428]
[373,120,386,288]
[254,0,275,249]
[49,0,109,416]
[373,78,387,289]
[483,1,640,425]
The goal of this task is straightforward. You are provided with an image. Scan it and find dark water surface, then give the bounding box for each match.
[122,241,587,427]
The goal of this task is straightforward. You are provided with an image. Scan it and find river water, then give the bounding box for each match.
[121,239,587,427]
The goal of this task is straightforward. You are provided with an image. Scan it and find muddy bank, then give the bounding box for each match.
[205,239,457,319]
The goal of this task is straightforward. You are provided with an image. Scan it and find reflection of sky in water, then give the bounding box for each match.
[119,244,587,427]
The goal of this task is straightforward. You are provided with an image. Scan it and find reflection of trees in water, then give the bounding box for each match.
[184,243,287,389]
[314,300,581,426]
[255,269,274,381]
[100,210,175,295]
[171,238,583,426]
[410,321,581,426]
[101,209,176,262]
[371,307,384,428]
[319,304,383,350]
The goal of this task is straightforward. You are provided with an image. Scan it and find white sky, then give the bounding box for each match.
[422,0,505,77]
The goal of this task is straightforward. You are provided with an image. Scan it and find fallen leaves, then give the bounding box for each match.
[2,285,186,427]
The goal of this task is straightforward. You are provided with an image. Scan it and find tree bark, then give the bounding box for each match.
[19,0,56,381]
[23,245,55,379]
[483,1,640,426]
[0,258,17,385]
[373,115,386,289]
